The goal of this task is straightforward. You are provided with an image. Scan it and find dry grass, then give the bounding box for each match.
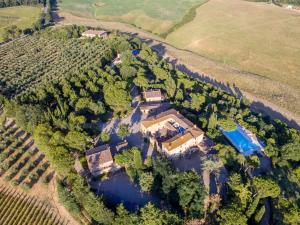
[100,10,174,34]
[58,0,204,35]
[0,6,41,42]
[166,0,300,114]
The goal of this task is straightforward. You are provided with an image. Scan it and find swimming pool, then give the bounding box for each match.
[132,49,141,56]
[221,125,263,156]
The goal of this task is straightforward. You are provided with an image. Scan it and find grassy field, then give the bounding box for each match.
[59,0,205,34]
[0,6,41,42]
[166,0,300,113]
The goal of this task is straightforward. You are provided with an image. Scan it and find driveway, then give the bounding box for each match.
[98,86,152,157]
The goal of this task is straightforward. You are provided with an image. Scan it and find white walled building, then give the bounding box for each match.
[82,30,108,38]
[141,109,204,158]
[86,144,114,176]
[142,89,164,102]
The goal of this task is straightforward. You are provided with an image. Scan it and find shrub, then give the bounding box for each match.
[11,180,19,186]
[20,183,30,191]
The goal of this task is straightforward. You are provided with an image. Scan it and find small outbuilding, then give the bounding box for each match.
[142,89,163,102]
[86,144,114,176]
[82,30,108,38]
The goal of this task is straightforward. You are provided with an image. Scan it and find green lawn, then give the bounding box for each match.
[59,0,204,34]
[0,6,41,42]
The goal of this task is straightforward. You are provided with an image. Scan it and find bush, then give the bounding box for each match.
[117,123,130,140]
[139,172,154,192]
[57,180,81,215]
[20,183,30,191]
[100,131,110,143]
[11,180,19,186]
[4,175,12,181]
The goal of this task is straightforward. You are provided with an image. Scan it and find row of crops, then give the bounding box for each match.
[0,185,67,225]
[0,119,53,191]
[0,33,113,97]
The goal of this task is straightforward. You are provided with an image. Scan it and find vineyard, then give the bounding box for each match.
[0,118,53,191]
[0,30,114,97]
[0,185,67,225]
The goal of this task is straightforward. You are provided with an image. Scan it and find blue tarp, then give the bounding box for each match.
[222,125,263,156]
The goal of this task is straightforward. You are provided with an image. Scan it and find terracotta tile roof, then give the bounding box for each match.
[141,109,194,129]
[86,145,113,173]
[143,89,162,99]
[141,108,204,152]
[162,127,204,151]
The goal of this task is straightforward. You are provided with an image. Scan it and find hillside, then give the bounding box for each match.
[56,0,300,119]
[58,0,206,35]
[0,26,299,225]
[166,0,300,115]
[0,6,41,42]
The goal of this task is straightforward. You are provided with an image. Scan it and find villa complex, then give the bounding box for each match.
[141,109,205,158]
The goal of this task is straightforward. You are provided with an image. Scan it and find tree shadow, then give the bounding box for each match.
[45,171,55,183]
[150,43,167,56]
[130,108,141,126]
[51,7,64,23]
[122,32,155,46]
[251,101,300,130]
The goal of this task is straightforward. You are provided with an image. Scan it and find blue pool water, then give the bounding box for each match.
[178,127,186,134]
[222,125,263,156]
[132,49,141,56]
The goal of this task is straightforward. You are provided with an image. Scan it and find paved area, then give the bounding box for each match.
[91,171,161,211]
[98,87,154,158]
[171,150,204,173]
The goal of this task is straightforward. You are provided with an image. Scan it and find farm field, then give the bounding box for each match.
[0,30,113,97]
[58,0,206,34]
[0,116,79,224]
[0,118,53,191]
[166,0,300,114]
[0,6,41,42]
[0,186,67,225]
